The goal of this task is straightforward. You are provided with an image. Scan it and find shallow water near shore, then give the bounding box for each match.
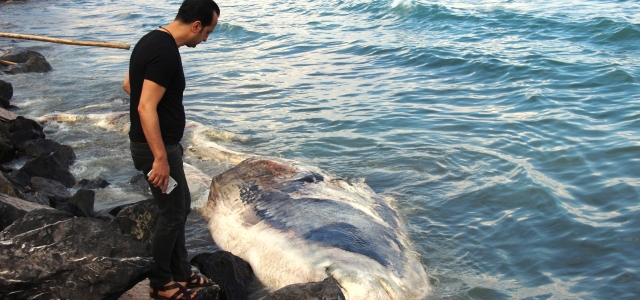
[1,0,640,299]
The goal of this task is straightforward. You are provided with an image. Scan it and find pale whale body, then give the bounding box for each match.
[203,157,430,299]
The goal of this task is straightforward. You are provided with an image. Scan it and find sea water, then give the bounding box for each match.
[1,0,639,298]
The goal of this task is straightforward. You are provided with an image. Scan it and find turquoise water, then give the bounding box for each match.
[2,0,639,298]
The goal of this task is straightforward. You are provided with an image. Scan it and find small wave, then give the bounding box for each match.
[215,22,264,42]
[391,0,415,9]
[607,24,640,42]
[113,12,143,20]
[571,68,637,88]
[39,111,252,165]
[337,0,464,23]
[576,18,640,46]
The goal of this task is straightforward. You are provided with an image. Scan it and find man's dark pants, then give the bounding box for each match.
[130,141,191,287]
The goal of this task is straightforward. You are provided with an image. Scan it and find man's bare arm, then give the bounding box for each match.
[138,79,170,193]
[123,72,131,95]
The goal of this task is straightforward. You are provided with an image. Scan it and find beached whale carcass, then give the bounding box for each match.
[202,156,430,299]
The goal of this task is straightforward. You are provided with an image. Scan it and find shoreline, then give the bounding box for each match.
[0,45,339,300]
[0,45,236,299]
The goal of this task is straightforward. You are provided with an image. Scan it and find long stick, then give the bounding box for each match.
[0,32,130,50]
[0,59,17,66]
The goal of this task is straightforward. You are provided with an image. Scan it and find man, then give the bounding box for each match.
[122,1,219,299]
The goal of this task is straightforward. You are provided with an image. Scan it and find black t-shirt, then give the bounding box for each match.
[128,30,186,145]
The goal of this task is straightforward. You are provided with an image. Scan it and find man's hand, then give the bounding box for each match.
[149,158,171,194]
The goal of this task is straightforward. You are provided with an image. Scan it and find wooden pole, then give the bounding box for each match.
[0,60,17,66]
[0,32,130,50]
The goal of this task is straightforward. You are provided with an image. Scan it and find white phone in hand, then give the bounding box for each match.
[147,170,178,194]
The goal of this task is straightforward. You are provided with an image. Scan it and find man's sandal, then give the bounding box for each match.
[186,272,215,288]
[150,282,198,300]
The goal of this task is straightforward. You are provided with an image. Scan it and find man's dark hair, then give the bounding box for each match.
[176,0,220,27]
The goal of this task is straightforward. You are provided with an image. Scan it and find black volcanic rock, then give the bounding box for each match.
[0,172,19,198]
[0,79,12,100]
[0,48,52,73]
[190,251,254,300]
[129,173,151,195]
[76,178,111,190]
[262,277,346,300]
[0,193,54,231]
[68,188,95,217]
[10,153,75,188]
[0,95,9,109]
[0,208,73,239]
[109,199,159,250]
[29,176,71,206]
[19,139,76,166]
[0,217,152,299]
[0,138,13,164]
[5,116,45,147]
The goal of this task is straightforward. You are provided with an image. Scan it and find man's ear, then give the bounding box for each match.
[191,21,202,33]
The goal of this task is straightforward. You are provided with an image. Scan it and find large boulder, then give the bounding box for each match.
[0,172,19,198]
[262,277,346,300]
[68,188,95,217]
[0,96,10,109]
[0,208,73,239]
[0,79,11,100]
[22,190,51,206]
[0,217,152,299]
[5,116,45,147]
[197,285,223,300]
[76,178,111,190]
[0,137,15,164]
[109,199,159,250]
[10,153,76,188]
[0,48,52,73]
[0,193,54,231]
[190,251,254,300]
[0,108,17,122]
[19,139,76,166]
[129,173,152,196]
[29,176,71,206]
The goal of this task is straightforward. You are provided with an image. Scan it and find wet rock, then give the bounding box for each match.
[2,63,27,74]
[22,191,51,206]
[25,54,53,72]
[54,200,82,217]
[0,108,17,122]
[68,189,95,217]
[197,284,223,300]
[6,116,45,147]
[0,193,54,231]
[262,277,346,300]
[0,95,9,109]
[0,48,40,64]
[76,178,111,190]
[0,48,52,73]
[0,138,14,164]
[190,251,254,300]
[10,153,75,188]
[0,217,152,299]
[29,176,70,206]
[0,165,12,173]
[129,173,151,195]
[0,172,19,197]
[19,138,76,166]
[109,199,158,250]
[93,210,115,223]
[0,208,73,239]
[0,79,11,100]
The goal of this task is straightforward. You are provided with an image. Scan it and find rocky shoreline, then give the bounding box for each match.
[0,48,346,299]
